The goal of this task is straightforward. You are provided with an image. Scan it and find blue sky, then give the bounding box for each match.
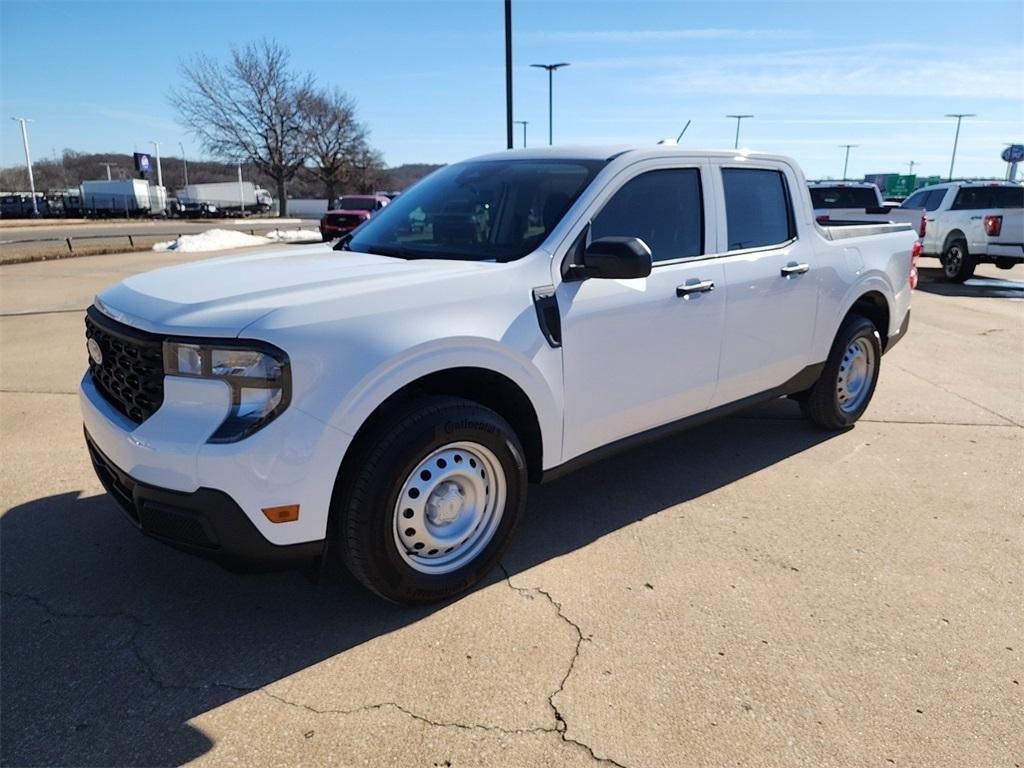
[2,0,1022,180]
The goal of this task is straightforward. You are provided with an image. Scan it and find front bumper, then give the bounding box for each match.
[80,363,352,559]
[86,429,324,571]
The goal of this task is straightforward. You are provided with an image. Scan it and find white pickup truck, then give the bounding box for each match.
[809,181,927,239]
[80,146,916,603]
[900,181,1024,281]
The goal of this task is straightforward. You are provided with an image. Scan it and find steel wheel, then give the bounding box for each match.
[836,337,876,414]
[392,441,507,575]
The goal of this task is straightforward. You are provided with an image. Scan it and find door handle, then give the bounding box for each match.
[676,280,715,297]
[780,262,810,277]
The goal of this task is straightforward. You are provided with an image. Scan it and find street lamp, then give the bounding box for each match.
[149,140,163,187]
[839,144,858,180]
[907,160,917,176]
[945,113,975,181]
[514,120,528,148]
[530,62,570,145]
[100,162,118,180]
[726,114,753,149]
[179,142,189,186]
[10,117,39,216]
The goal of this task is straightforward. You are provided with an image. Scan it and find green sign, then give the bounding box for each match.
[924,175,942,187]
[889,175,917,197]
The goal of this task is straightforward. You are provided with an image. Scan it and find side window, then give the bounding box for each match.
[590,168,703,263]
[722,168,795,251]
[902,190,927,209]
[924,189,948,211]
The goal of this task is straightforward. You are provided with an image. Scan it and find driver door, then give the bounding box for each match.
[556,163,726,462]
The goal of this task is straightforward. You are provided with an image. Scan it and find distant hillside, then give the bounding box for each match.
[0,151,444,198]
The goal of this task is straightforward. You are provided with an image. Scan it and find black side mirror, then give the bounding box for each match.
[567,236,652,280]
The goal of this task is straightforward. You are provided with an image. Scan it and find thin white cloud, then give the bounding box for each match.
[525,28,809,43]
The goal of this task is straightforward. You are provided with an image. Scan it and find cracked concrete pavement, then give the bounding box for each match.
[1,252,1022,767]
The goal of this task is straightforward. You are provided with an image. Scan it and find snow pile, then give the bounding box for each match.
[153,228,321,253]
[264,228,322,244]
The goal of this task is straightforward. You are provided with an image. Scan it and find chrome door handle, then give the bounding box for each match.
[676,280,715,297]
[780,262,810,277]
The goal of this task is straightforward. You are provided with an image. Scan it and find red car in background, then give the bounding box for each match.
[320,195,391,241]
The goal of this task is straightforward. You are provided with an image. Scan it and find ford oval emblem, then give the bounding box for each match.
[87,338,103,366]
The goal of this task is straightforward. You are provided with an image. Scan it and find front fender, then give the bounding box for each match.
[319,337,562,468]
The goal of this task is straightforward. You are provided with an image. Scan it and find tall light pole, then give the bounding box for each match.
[150,140,163,187]
[514,120,528,148]
[10,117,39,216]
[726,114,753,149]
[531,62,570,145]
[907,160,917,176]
[504,0,513,150]
[945,113,975,181]
[100,162,118,180]
[179,141,189,186]
[839,144,858,180]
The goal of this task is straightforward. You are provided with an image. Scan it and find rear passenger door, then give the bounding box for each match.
[710,164,820,407]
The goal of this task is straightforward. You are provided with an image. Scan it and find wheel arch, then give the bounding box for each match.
[336,366,546,485]
[942,228,968,254]
[846,290,891,349]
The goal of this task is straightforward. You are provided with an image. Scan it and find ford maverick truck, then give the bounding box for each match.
[81,146,916,603]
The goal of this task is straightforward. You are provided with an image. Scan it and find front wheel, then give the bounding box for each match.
[331,396,527,604]
[800,315,882,430]
[942,239,975,282]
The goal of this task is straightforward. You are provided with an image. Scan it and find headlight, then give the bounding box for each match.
[163,339,291,443]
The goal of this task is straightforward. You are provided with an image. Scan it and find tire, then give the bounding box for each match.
[331,396,527,604]
[800,315,882,430]
[942,238,975,283]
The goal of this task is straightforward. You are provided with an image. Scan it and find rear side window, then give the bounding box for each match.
[924,189,948,211]
[952,186,1024,209]
[902,190,928,209]
[590,168,703,263]
[723,168,795,250]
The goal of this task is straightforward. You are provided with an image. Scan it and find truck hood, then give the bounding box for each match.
[95,245,492,336]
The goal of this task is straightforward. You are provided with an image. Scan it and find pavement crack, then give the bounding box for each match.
[499,564,629,768]
[889,361,1022,427]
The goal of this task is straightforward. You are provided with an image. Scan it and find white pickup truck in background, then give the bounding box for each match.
[901,181,1024,281]
[809,181,927,239]
[80,145,917,603]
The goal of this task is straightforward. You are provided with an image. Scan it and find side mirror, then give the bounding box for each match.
[569,236,652,280]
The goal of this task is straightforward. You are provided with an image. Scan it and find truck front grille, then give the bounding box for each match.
[85,306,165,424]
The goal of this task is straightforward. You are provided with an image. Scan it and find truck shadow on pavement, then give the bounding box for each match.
[915,266,1024,299]
[1,401,837,767]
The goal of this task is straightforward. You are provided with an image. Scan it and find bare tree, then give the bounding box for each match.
[170,40,312,216]
[301,87,369,206]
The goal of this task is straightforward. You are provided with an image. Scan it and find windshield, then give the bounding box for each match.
[347,158,606,261]
[337,197,378,211]
[809,187,880,209]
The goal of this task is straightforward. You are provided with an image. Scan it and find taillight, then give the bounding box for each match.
[984,215,1002,236]
[918,214,927,239]
[909,241,921,289]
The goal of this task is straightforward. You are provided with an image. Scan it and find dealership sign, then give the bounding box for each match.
[133,152,152,173]
[1002,144,1024,163]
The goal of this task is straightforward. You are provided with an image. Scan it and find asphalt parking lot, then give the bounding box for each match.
[1,250,1021,767]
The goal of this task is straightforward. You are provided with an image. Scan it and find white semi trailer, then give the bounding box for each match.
[81,180,167,218]
[174,182,273,218]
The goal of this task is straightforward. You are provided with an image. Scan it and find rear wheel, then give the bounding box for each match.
[942,239,975,282]
[800,315,881,430]
[331,396,526,604]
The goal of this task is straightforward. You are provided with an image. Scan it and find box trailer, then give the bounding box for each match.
[174,181,273,217]
[81,180,163,218]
